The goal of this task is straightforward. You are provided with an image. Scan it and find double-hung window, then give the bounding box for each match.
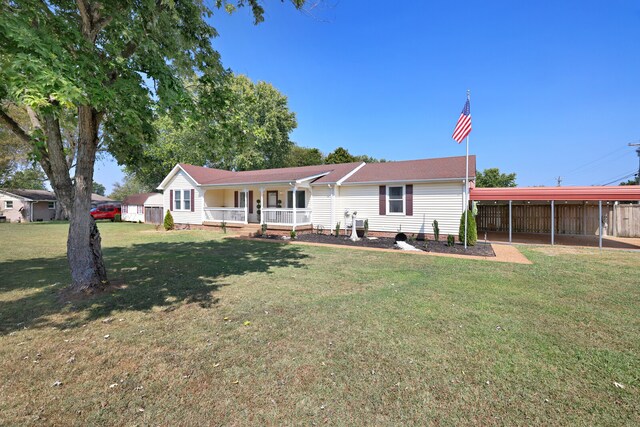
[5,201,13,209]
[287,190,305,209]
[174,190,182,210]
[174,190,191,211]
[48,202,55,210]
[387,186,405,215]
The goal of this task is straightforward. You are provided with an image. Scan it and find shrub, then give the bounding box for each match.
[316,224,324,234]
[335,222,341,237]
[290,230,297,239]
[458,210,478,246]
[277,199,282,208]
[163,210,174,230]
[256,199,261,222]
[447,234,455,246]
[432,219,440,241]
[261,223,268,236]
[114,214,121,222]
[221,220,227,234]
[363,219,369,237]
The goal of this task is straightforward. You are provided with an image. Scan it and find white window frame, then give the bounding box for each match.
[174,189,191,211]
[48,201,56,210]
[5,200,14,209]
[239,192,246,208]
[387,185,405,215]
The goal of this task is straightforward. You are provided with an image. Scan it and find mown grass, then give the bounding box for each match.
[0,222,638,425]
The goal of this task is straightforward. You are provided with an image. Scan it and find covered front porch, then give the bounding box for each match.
[201,185,312,229]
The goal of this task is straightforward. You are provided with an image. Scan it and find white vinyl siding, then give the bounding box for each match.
[122,205,145,223]
[163,170,203,225]
[309,186,332,230]
[335,182,464,235]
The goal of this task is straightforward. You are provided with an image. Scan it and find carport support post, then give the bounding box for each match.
[551,200,555,245]
[598,200,603,251]
[508,200,512,243]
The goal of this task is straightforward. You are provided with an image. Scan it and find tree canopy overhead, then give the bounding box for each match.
[475,168,517,188]
[0,0,307,291]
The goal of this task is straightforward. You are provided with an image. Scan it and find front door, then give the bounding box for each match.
[267,191,278,208]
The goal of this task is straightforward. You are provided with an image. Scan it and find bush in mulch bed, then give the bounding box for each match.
[253,232,496,257]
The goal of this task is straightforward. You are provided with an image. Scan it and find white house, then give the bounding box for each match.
[156,155,476,237]
[122,193,164,224]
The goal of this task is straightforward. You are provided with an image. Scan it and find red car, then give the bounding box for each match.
[90,204,121,221]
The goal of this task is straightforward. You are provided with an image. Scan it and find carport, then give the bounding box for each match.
[470,186,640,249]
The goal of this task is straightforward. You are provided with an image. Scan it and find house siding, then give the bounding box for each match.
[163,170,203,225]
[32,201,55,221]
[122,205,144,222]
[0,194,26,222]
[309,185,333,230]
[335,182,464,235]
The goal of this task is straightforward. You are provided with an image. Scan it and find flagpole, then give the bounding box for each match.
[464,90,470,249]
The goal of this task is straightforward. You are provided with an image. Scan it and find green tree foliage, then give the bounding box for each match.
[458,211,478,246]
[0,167,47,189]
[324,147,385,165]
[92,181,106,196]
[475,168,517,188]
[132,74,297,187]
[325,147,356,164]
[285,145,324,167]
[619,176,639,186]
[109,172,152,201]
[0,0,305,291]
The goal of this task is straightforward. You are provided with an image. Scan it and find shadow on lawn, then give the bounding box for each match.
[0,238,308,334]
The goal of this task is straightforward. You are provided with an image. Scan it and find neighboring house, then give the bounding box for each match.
[0,189,113,222]
[122,193,164,224]
[0,189,57,222]
[91,194,115,208]
[157,155,476,237]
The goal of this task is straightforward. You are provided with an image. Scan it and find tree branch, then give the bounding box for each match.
[0,108,33,144]
[25,106,42,130]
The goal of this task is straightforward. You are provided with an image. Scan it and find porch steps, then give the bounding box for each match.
[235,224,262,237]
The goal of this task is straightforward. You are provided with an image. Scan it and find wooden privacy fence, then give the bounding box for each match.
[477,203,609,235]
[144,206,163,225]
[612,204,640,237]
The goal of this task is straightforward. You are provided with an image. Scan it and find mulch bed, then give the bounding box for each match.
[424,240,495,257]
[254,233,496,257]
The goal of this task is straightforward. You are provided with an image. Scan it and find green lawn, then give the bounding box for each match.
[0,222,638,425]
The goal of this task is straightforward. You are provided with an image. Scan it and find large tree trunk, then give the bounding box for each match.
[66,106,108,292]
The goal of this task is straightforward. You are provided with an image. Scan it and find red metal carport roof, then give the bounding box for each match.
[470,186,640,201]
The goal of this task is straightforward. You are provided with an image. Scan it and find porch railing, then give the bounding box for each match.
[262,208,312,225]
[203,207,246,223]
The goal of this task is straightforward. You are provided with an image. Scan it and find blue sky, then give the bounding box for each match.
[95,0,640,193]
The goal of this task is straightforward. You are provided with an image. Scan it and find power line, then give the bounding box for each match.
[598,170,637,186]
[561,145,629,177]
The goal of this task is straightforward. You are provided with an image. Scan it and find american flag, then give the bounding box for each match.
[452,99,472,143]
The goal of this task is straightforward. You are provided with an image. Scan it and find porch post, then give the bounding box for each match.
[244,188,249,224]
[598,200,603,250]
[260,187,264,225]
[551,200,555,245]
[508,200,512,244]
[292,186,297,231]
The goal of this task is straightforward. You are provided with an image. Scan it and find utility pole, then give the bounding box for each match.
[556,176,562,187]
[630,142,640,185]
